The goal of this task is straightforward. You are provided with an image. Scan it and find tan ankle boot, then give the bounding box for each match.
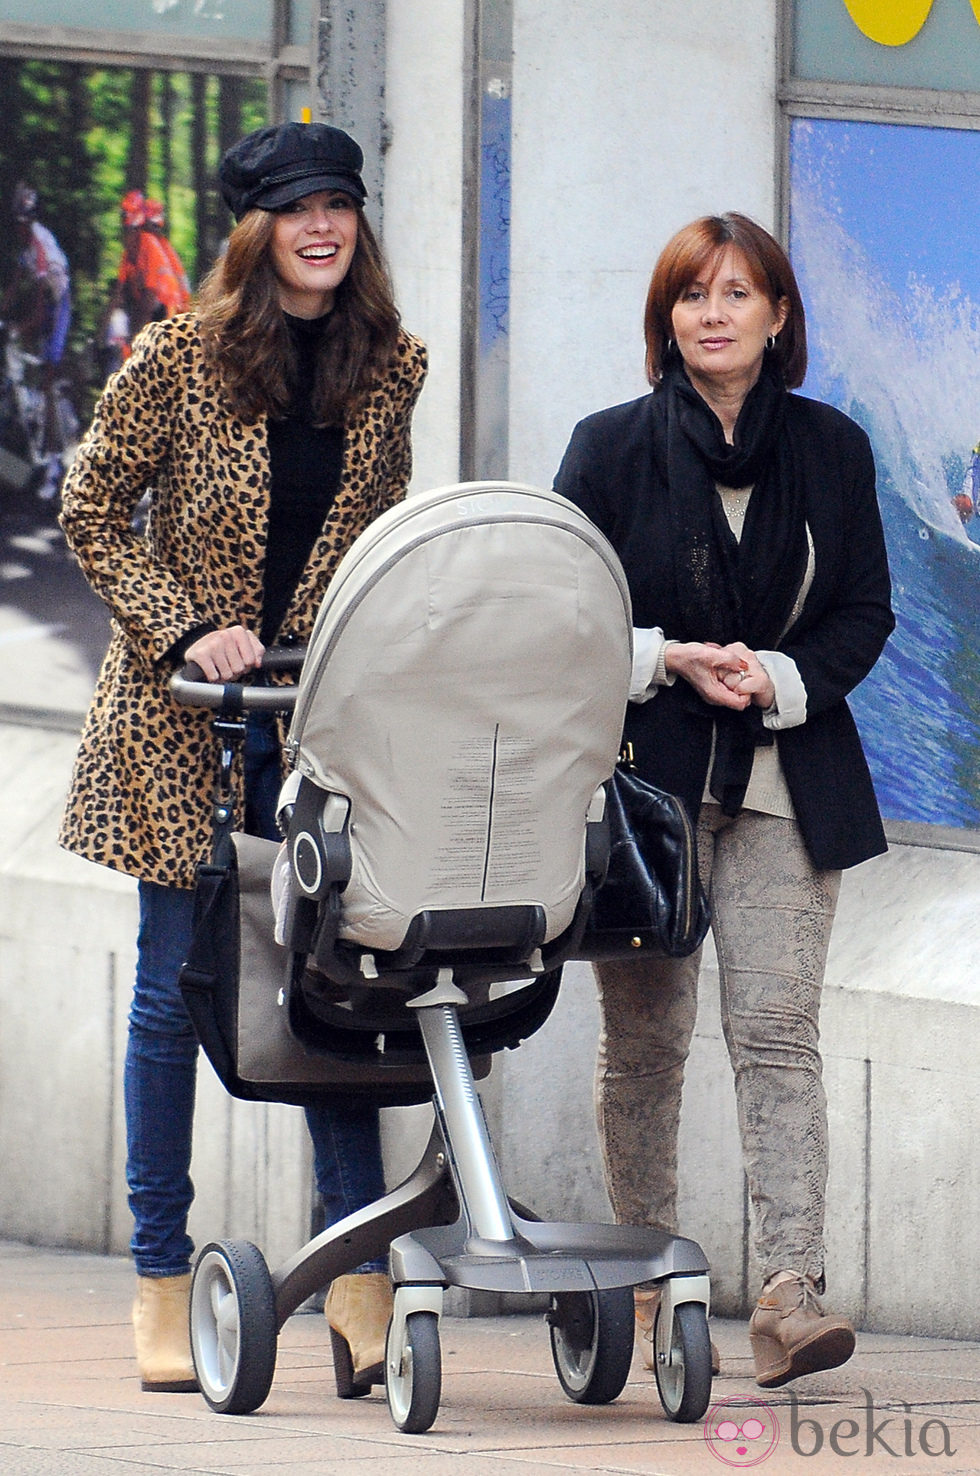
[634,1286,720,1375]
[324,1272,392,1386]
[132,1273,198,1392]
[749,1274,855,1388]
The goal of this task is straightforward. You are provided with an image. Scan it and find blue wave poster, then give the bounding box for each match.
[789,116,980,828]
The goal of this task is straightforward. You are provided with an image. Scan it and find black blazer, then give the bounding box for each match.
[554,390,896,871]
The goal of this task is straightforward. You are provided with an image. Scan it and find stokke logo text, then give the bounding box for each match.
[789,1390,955,1458]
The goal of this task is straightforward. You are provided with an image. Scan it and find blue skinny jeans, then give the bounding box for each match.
[125,711,385,1277]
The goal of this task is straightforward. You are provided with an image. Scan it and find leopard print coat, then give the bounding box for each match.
[59,312,427,887]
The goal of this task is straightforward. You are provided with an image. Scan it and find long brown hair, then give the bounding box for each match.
[196,206,401,423]
[643,212,807,390]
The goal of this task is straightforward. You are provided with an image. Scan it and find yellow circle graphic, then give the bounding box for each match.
[842,0,935,45]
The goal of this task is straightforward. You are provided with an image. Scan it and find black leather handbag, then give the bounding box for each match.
[582,748,710,960]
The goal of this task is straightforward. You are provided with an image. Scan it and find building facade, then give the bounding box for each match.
[3,1,980,1332]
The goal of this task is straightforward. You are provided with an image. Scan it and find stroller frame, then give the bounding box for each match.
[172,490,713,1434]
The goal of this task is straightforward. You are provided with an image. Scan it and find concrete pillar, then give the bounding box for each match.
[314,0,387,232]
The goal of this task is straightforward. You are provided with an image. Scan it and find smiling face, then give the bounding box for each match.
[670,244,788,406]
[270,189,358,317]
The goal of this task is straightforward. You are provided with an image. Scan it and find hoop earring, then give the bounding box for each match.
[666,338,675,354]
[766,334,777,351]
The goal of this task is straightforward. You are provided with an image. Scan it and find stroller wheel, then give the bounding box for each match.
[190,1240,278,1415]
[548,1287,633,1404]
[653,1298,712,1423]
[385,1309,441,1434]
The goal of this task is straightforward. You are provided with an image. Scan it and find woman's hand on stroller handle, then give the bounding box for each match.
[185,625,265,683]
[170,644,306,714]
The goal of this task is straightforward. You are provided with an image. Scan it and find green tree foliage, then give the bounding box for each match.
[0,59,266,401]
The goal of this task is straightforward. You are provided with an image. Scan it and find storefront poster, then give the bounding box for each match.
[0,60,265,719]
[790,116,980,827]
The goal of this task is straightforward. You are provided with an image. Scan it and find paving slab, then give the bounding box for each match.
[3,1240,980,1474]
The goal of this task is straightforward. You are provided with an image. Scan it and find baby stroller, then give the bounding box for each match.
[172,481,712,1433]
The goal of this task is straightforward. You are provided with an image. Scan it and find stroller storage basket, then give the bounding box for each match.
[179,833,561,1104]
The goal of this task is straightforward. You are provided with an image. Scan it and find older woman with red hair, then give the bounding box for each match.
[555,213,894,1388]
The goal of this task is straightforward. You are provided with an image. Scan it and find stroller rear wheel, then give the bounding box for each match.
[548,1286,634,1404]
[190,1240,278,1414]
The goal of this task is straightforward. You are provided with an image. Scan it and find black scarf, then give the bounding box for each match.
[657,355,808,814]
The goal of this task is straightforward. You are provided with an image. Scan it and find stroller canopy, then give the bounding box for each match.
[287,482,632,954]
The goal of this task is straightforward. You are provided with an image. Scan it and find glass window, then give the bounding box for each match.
[0,59,267,718]
[0,0,272,43]
[786,4,980,835]
[0,3,308,722]
[283,75,312,121]
[789,115,980,828]
[289,0,313,47]
[793,0,980,90]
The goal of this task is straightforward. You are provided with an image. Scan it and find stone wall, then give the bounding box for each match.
[4,723,980,1336]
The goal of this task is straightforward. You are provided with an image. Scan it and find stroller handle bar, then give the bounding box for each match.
[170,645,306,715]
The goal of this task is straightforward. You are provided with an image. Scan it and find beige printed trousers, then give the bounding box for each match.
[595,804,841,1292]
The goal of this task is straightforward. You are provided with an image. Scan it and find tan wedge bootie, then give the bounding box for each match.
[132,1273,198,1392]
[749,1274,855,1388]
[635,1286,720,1375]
[324,1272,392,1397]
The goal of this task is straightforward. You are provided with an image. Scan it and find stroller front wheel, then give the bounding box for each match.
[653,1298,712,1422]
[385,1308,441,1434]
[190,1240,278,1415]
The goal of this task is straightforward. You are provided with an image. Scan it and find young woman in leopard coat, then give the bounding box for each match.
[59,122,427,1394]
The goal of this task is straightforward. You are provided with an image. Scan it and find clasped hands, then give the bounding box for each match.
[664,640,776,712]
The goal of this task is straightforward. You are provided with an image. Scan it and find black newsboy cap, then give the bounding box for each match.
[219,122,367,220]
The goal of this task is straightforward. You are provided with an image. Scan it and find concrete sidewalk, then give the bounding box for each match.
[2,1239,980,1475]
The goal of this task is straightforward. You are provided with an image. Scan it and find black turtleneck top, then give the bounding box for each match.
[262,311,344,645]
